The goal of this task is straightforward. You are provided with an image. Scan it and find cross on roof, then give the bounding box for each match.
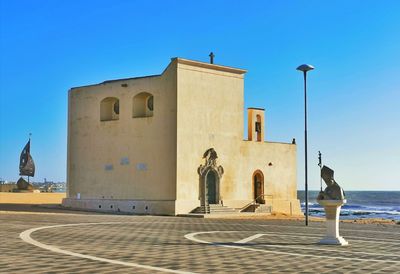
[209,52,215,64]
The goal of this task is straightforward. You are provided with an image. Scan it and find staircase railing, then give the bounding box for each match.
[239,194,273,212]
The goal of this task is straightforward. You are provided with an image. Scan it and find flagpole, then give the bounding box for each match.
[318,151,322,191]
[28,133,32,184]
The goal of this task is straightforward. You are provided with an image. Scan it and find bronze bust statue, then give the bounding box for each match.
[317,165,345,201]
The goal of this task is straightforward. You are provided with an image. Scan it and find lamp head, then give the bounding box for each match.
[296,64,315,72]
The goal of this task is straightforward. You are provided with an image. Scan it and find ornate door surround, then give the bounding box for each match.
[197,148,224,206]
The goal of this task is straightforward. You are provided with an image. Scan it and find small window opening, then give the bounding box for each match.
[147,96,154,111]
[113,101,119,114]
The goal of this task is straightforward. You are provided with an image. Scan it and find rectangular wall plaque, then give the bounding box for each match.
[136,163,147,171]
[120,157,130,165]
[104,164,113,171]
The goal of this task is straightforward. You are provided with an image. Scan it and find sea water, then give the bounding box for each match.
[297,191,400,221]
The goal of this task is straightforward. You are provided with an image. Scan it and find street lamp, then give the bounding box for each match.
[296,64,314,226]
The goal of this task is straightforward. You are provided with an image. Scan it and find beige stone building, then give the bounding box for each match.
[62,57,301,216]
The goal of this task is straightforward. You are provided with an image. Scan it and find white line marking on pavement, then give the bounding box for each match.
[184,231,238,244]
[235,234,264,244]
[184,231,400,263]
[186,228,400,244]
[20,222,196,274]
[258,224,400,235]
[257,230,400,243]
[236,233,400,257]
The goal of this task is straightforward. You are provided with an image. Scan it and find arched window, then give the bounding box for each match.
[100,97,119,121]
[133,92,154,118]
[256,114,262,142]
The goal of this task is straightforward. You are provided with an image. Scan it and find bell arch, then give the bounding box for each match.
[256,114,262,141]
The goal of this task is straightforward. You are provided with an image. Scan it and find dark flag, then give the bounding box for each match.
[19,140,35,177]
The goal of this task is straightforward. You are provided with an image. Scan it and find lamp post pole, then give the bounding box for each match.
[296,64,314,226]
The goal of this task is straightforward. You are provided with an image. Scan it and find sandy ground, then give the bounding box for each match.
[0,192,66,204]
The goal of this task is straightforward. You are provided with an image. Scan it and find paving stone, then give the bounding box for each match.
[0,211,399,273]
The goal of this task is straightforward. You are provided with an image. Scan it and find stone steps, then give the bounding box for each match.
[241,203,272,213]
[191,204,238,214]
[255,204,272,213]
[241,204,258,212]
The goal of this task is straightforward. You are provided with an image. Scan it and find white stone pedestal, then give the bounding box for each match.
[317,199,348,246]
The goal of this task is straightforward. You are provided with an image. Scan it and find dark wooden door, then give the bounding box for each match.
[206,171,217,204]
[254,174,263,203]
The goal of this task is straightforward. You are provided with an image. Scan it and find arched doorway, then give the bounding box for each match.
[206,170,218,204]
[253,170,264,204]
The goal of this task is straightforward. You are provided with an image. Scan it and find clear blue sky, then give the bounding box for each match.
[1,1,399,190]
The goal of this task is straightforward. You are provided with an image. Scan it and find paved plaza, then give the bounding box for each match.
[1,206,399,273]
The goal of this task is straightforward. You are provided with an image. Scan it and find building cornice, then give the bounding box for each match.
[248,107,265,111]
[173,58,247,75]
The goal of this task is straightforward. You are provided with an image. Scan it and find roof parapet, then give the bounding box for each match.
[70,57,246,90]
[172,57,247,75]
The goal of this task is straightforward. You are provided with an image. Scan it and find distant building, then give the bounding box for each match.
[62,58,301,215]
[0,183,17,192]
[31,181,66,193]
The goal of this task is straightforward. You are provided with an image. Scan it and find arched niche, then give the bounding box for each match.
[133,92,154,118]
[100,97,119,121]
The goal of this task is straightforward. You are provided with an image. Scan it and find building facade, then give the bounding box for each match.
[62,58,301,216]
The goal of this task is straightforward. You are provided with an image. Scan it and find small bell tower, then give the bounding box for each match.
[248,108,265,142]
